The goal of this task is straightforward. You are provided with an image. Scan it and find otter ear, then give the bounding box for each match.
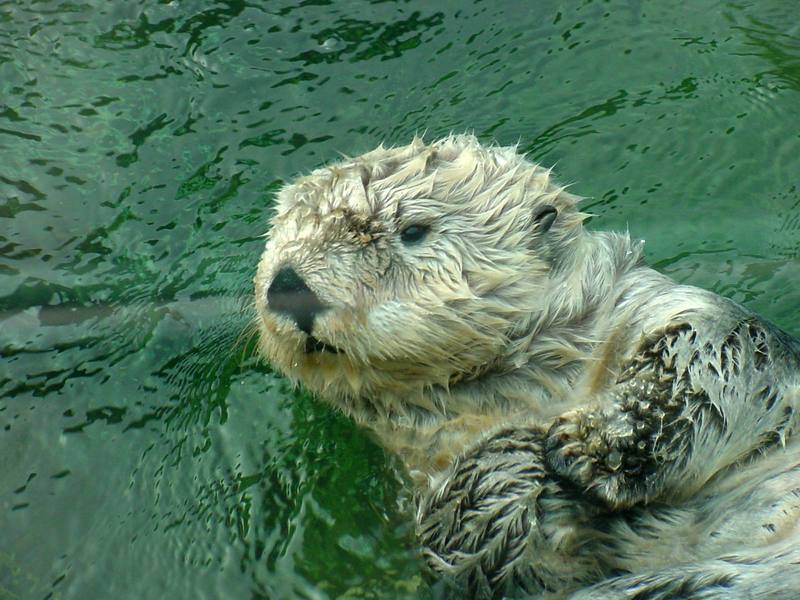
[533,205,557,233]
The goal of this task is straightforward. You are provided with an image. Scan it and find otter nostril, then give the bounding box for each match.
[266,265,326,335]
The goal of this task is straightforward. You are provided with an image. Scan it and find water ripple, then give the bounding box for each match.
[1,1,798,598]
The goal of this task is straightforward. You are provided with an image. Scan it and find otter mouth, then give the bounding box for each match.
[305,336,342,354]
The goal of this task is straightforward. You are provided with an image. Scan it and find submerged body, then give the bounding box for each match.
[254,135,800,598]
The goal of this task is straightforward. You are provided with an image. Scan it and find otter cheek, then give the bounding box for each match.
[365,300,465,355]
[366,302,430,355]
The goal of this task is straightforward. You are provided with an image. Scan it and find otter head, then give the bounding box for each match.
[254,135,585,423]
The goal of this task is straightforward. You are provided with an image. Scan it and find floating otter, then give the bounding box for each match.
[254,135,800,599]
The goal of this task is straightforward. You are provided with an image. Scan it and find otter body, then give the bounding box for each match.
[254,136,800,599]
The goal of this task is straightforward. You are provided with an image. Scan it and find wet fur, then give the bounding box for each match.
[254,135,800,599]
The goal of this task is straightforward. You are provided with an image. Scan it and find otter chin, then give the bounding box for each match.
[254,135,800,600]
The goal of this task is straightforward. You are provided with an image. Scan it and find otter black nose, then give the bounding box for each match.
[266,266,326,335]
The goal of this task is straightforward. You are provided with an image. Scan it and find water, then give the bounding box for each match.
[1,1,798,598]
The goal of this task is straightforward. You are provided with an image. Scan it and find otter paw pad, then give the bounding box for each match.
[544,410,649,509]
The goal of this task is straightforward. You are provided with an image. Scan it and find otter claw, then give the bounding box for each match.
[544,413,600,488]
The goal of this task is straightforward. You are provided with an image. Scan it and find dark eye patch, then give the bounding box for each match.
[400,224,430,245]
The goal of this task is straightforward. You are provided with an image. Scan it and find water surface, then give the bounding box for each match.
[1,1,799,598]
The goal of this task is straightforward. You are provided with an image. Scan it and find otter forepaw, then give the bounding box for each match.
[544,409,651,509]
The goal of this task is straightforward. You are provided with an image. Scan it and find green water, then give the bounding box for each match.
[1,1,798,598]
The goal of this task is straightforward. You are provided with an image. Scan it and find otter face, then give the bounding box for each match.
[254,135,583,416]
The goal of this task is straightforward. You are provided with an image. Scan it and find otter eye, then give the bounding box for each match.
[400,224,430,245]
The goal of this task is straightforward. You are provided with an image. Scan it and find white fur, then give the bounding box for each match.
[254,135,800,599]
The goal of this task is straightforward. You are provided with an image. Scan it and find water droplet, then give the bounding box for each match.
[607,450,622,470]
[321,38,340,51]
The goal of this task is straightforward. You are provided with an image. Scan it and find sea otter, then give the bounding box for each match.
[253,135,800,599]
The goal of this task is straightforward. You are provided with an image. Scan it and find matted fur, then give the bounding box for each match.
[254,135,800,599]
